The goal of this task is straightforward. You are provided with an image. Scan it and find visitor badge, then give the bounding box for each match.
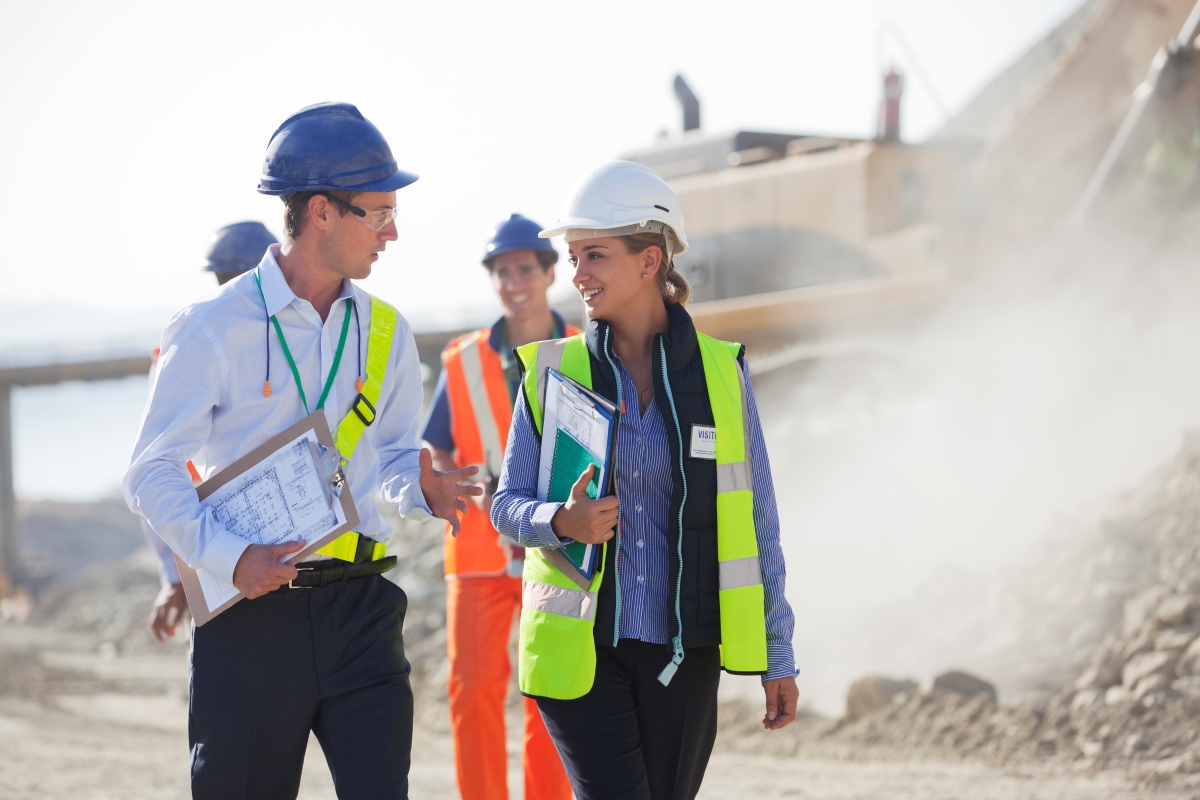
[689,425,717,459]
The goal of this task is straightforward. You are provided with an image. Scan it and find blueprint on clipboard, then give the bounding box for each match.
[194,429,347,612]
[536,369,617,581]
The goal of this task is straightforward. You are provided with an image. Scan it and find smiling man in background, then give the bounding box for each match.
[422,214,575,800]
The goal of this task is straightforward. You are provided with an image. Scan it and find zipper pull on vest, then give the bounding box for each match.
[657,637,686,686]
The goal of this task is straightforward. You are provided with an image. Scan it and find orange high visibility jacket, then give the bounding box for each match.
[441,322,579,577]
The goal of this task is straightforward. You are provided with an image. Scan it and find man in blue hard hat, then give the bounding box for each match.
[422,214,575,800]
[124,102,480,799]
[143,221,278,643]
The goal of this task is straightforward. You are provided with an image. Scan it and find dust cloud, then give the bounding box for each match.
[750,201,1200,715]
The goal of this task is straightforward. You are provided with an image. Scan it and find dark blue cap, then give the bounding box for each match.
[483,214,558,266]
[204,221,278,274]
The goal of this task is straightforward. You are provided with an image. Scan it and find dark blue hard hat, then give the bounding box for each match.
[483,214,559,266]
[203,221,279,274]
[258,102,419,196]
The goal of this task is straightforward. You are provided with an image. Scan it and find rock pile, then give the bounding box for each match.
[824,430,1200,775]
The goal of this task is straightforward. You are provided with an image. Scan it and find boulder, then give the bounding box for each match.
[1074,647,1124,690]
[845,675,918,721]
[1154,594,1196,628]
[931,670,997,704]
[1175,635,1200,677]
[1154,629,1197,652]
[1122,650,1176,688]
[1171,676,1200,698]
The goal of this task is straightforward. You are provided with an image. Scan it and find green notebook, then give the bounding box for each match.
[548,428,601,575]
[548,428,601,502]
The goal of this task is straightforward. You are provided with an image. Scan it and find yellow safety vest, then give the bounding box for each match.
[514,332,768,700]
[313,295,397,563]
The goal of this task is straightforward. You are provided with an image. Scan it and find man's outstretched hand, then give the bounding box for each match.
[419,448,483,535]
[232,540,307,599]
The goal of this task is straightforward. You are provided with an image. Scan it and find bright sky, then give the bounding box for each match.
[1,0,1081,329]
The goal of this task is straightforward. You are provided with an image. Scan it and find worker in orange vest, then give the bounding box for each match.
[422,214,577,800]
[143,222,278,642]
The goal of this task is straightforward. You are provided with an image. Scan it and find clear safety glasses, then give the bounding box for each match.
[317,192,401,232]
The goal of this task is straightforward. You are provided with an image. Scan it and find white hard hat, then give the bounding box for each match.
[539,161,689,258]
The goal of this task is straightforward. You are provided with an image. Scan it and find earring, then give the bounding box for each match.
[641,273,648,278]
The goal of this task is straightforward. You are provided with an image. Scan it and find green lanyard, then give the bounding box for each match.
[255,270,353,415]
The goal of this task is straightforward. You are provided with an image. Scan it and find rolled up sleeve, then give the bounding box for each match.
[377,317,432,521]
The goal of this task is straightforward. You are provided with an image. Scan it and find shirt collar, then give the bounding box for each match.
[488,310,566,353]
[256,244,358,317]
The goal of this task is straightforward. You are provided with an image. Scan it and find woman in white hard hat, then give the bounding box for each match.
[491,161,798,799]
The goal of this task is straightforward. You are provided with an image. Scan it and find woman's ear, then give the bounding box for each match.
[642,245,664,279]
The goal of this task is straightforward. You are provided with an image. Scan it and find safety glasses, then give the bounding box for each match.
[317,192,401,232]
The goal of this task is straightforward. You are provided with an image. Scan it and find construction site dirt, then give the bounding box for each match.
[4,471,1200,799]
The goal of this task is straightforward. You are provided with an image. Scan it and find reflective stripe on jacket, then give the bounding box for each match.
[442,323,580,577]
[513,324,767,700]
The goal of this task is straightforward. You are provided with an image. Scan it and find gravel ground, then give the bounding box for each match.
[0,622,1188,800]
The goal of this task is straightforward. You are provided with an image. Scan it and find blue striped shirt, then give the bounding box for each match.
[492,354,797,681]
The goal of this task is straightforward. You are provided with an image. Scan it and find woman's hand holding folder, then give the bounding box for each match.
[550,464,618,544]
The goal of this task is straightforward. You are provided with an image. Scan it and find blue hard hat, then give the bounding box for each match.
[483,214,559,266]
[258,102,419,196]
[204,221,278,274]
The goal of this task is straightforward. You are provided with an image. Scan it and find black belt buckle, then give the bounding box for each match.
[289,562,346,589]
[351,393,376,427]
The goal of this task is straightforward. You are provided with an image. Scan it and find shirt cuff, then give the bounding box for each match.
[161,555,181,586]
[202,529,252,584]
[763,642,799,682]
[396,477,432,521]
[530,501,565,549]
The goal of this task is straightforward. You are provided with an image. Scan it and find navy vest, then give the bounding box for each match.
[574,304,745,650]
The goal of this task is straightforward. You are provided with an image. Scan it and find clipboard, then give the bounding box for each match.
[175,410,360,626]
[536,368,619,586]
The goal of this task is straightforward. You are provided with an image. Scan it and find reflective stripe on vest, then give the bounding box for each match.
[513,332,768,699]
[315,296,397,562]
[697,332,768,674]
[455,332,506,478]
[523,579,599,621]
[441,329,513,577]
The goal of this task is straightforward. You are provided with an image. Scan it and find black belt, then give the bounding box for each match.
[288,535,398,589]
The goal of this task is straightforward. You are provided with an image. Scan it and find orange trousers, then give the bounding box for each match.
[446,575,572,800]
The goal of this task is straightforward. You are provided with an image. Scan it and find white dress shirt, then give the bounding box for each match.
[123,245,430,583]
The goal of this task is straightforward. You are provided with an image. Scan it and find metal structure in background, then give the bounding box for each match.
[0,352,152,587]
[1073,0,1200,222]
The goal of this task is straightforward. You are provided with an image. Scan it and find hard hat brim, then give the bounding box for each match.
[539,217,689,256]
[257,168,419,197]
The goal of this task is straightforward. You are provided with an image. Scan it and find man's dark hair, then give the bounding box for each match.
[283,190,358,240]
[484,249,558,271]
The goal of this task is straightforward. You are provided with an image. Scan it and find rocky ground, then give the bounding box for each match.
[732,429,1200,794]
[4,493,1198,797]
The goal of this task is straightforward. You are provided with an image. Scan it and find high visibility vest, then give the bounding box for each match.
[311,295,398,564]
[441,324,579,577]
[514,332,768,700]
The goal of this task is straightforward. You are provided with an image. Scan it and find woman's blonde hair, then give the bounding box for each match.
[620,231,691,306]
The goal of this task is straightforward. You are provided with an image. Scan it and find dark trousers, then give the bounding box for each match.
[189,574,413,800]
[535,640,720,800]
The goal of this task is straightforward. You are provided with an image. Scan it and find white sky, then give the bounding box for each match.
[1,0,1081,329]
